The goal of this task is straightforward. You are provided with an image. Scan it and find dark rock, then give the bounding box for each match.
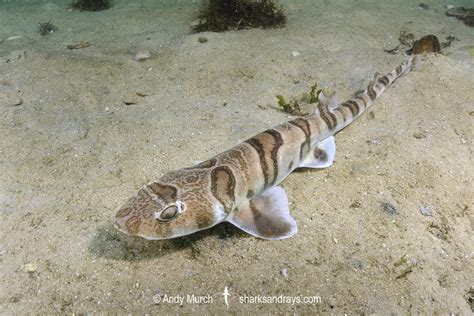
[408,35,441,55]
[381,202,398,215]
[419,3,429,10]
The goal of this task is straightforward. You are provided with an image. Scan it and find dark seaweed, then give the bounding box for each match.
[72,0,111,11]
[193,0,286,33]
[464,16,474,26]
[419,3,430,10]
[441,35,459,49]
[38,21,57,36]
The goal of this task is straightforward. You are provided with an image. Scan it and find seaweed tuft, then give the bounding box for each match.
[193,0,286,33]
[72,0,112,11]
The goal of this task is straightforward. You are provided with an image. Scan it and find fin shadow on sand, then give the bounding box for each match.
[88,222,246,261]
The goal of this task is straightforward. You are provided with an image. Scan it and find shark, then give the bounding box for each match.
[114,57,418,240]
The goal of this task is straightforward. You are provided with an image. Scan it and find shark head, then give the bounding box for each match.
[114,168,226,240]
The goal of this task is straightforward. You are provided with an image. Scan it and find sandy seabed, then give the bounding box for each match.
[1,0,473,314]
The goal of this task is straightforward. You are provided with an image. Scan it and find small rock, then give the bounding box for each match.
[122,93,140,105]
[446,5,455,9]
[198,36,208,43]
[350,200,362,208]
[7,36,23,41]
[419,3,429,10]
[291,50,301,57]
[413,132,426,139]
[66,41,91,50]
[280,268,289,279]
[135,50,151,61]
[136,91,152,97]
[9,98,23,106]
[21,262,38,273]
[408,35,441,55]
[352,258,365,271]
[420,205,433,217]
[381,202,398,215]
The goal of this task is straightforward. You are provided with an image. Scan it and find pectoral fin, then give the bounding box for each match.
[299,136,336,169]
[226,186,297,240]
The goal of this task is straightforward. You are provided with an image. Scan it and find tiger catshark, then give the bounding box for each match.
[114,57,418,240]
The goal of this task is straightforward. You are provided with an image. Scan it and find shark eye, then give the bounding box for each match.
[156,205,178,222]
[154,201,186,222]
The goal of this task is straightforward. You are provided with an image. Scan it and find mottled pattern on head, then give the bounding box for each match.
[210,165,236,210]
[115,167,222,239]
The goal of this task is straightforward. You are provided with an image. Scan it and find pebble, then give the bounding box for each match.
[122,92,149,105]
[381,202,398,215]
[135,50,151,61]
[350,200,362,208]
[280,268,289,279]
[9,98,23,106]
[420,205,433,217]
[122,93,140,105]
[7,36,23,41]
[136,90,153,97]
[413,132,426,139]
[291,50,301,57]
[352,258,365,271]
[419,3,430,10]
[21,262,38,273]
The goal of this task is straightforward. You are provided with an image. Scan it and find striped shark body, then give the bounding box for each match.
[114,57,418,240]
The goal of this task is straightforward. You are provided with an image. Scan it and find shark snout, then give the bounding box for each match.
[114,217,129,234]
